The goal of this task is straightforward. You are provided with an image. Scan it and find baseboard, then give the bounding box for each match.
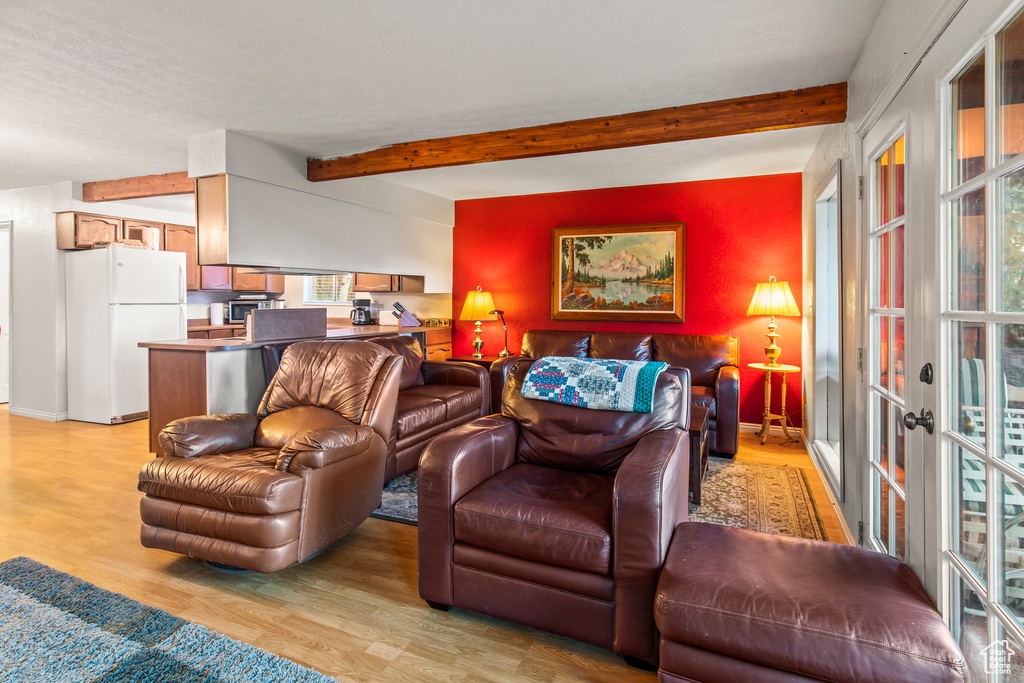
[8,407,68,422]
[739,421,802,438]
[805,437,857,546]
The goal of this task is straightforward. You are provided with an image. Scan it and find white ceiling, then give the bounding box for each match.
[0,0,884,199]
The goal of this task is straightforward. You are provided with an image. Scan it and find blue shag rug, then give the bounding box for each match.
[0,557,335,683]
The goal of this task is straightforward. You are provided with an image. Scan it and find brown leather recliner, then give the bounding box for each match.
[491,330,739,455]
[138,340,403,573]
[418,358,690,667]
[263,335,489,484]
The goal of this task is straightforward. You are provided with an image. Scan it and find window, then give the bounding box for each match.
[303,273,355,305]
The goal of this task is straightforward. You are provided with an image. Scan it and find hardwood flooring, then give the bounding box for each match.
[0,407,845,681]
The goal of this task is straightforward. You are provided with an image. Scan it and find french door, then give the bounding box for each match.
[862,0,1024,678]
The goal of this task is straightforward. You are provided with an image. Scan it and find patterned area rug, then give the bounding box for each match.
[0,557,334,683]
[371,457,828,541]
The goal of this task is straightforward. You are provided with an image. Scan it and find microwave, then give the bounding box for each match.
[227,299,273,324]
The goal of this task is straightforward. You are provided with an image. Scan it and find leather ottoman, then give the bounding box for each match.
[654,523,967,682]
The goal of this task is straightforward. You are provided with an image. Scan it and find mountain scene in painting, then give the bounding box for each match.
[559,231,675,312]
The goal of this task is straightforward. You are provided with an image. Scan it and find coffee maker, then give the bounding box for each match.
[350,299,373,325]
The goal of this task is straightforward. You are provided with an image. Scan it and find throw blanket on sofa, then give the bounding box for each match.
[522,356,668,412]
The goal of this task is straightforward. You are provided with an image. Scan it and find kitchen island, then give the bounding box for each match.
[139,324,448,452]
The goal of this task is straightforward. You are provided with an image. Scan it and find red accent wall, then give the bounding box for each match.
[452,173,803,427]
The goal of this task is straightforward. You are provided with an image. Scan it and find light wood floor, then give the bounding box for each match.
[0,407,845,681]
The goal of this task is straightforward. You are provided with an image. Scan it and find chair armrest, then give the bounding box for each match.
[613,426,689,664]
[277,425,379,472]
[489,355,527,414]
[421,361,491,417]
[158,414,259,458]
[715,364,741,455]
[418,415,519,606]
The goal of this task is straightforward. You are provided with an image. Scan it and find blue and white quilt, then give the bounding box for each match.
[521,356,668,413]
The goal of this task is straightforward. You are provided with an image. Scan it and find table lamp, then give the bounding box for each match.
[747,276,800,365]
[459,286,497,359]
[488,309,509,357]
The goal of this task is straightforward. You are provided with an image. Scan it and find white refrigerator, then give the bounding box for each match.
[66,247,187,424]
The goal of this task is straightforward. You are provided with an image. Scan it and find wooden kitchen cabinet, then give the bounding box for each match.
[353,273,396,292]
[231,269,285,293]
[200,266,232,291]
[164,224,199,291]
[56,212,122,249]
[232,269,266,292]
[418,328,452,361]
[123,219,163,250]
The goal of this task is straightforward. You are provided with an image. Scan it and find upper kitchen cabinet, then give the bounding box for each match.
[123,219,163,250]
[200,266,232,291]
[164,224,199,291]
[56,212,122,249]
[353,273,425,293]
[231,269,285,293]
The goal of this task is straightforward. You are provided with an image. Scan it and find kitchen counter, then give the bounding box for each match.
[141,324,450,451]
[141,324,445,351]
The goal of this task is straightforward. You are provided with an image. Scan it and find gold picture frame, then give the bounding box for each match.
[552,222,684,322]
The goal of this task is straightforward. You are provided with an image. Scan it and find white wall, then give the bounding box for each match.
[0,182,194,420]
[801,0,966,535]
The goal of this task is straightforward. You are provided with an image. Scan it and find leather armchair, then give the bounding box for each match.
[490,330,739,455]
[419,358,690,666]
[263,335,489,484]
[138,340,403,573]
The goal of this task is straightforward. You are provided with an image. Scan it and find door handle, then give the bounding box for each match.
[904,409,935,434]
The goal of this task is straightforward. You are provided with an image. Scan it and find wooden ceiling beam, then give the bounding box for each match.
[82,171,194,202]
[307,82,847,182]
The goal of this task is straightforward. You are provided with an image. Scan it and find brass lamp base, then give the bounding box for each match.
[471,320,484,359]
[763,315,782,365]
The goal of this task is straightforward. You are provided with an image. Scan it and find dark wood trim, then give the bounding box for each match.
[307,83,848,181]
[82,172,195,202]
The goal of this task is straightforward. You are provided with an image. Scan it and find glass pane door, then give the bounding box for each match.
[869,134,908,559]
[944,6,1024,677]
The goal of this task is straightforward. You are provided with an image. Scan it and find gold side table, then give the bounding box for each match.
[748,362,801,446]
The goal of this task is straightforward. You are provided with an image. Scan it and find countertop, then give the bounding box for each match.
[140,324,448,352]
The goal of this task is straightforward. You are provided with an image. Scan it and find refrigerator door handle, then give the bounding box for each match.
[178,266,186,303]
[180,307,186,336]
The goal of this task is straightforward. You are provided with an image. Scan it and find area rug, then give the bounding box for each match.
[0,557,334,683]
[371,458,828,541]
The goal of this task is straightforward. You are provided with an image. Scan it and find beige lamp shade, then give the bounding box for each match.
[747,277,800,317]
[460,287,498,321]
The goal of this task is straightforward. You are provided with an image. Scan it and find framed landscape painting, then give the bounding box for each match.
[552,222,685,322]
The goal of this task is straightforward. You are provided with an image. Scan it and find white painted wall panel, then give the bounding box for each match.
[224,174,453,293]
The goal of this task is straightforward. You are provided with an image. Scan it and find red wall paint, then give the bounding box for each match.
[452,173,804,427]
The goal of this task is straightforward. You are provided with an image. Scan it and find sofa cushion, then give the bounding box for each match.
[138,448,302,514]
[401,384,483,419]
[589,333,653,361]
[651,334,738,386]
[690,386,717,420]
[395,392,447,440]
[454,463,614,574]
[521,330,590,359]
[369,335,424,390]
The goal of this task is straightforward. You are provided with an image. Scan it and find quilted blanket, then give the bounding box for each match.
[522,356,668,413]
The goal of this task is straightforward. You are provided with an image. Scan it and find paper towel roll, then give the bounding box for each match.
[210,303,224,326]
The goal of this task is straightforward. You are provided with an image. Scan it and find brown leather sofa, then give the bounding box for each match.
[138,340,402,573]
[419,358,690,667]
[491,330,739,455]
[264,335,489,484]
